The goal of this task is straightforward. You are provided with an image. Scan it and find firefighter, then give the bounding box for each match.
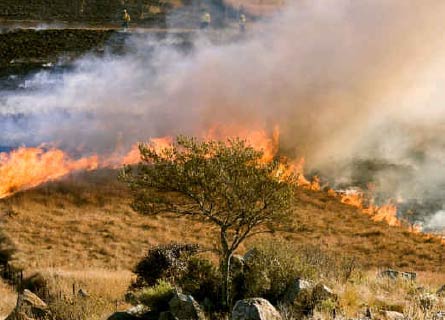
[200,10,211,30]
[239,13,247,32]
[122,9,131,30]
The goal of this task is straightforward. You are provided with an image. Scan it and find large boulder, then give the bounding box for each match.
[283,278,313,303]
[106,304,150,320]
[6,289,52,320]
[232,298,282,320]
[168,292,205,320]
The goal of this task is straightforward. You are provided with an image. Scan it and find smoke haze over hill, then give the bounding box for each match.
[3,0,445,225]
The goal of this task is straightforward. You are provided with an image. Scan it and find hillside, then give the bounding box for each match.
[1,168,444,273]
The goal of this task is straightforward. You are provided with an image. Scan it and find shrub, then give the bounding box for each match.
[134,280,174,312]
[132,243,200,288]
[178,257,222,312]
[242,240,317,304]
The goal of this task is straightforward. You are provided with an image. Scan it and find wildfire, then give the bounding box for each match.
[0,146,98,199]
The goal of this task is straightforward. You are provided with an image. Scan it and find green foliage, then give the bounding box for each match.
[132,243,200,288]
[133,280,174,312]
[241,240,317,304]
[178,257,222,311]
[121,135,297,308]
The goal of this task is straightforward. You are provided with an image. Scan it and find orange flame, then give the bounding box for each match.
[0,146,98,199]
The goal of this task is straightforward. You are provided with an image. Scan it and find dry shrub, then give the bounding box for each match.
[0,280,16,319]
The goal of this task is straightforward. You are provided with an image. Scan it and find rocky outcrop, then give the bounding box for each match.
[168,292,205,320]
[232,298,282,320]
[5,289,52,320]
[283,278,313,303]
[380,269,417,281]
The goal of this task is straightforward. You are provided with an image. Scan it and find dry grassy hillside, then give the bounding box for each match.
[1,168,444,273]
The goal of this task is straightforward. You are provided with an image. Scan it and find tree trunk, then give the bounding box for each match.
[220,229,233,311]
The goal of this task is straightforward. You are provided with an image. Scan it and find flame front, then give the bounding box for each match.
[0,146,98,199]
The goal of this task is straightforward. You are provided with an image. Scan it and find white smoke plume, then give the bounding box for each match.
[3,0,445,223]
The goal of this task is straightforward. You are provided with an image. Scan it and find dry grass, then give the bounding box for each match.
[32,268,133,320]
[334,271,445,319]
[0,279,16,320]
[0,169,445,319]
[1,169,444,274]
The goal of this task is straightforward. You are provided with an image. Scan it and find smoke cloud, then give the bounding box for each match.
[3,0,445,225]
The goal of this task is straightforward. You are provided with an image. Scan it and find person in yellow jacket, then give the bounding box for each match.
[239,14,247,32]
[200,10,211,30]
[122,9,131,30]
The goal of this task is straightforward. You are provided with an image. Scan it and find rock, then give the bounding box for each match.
[311,283,338,303]
[380,269,400,280]
[126,304,149,316]
[283,278,314,303]
[106,312,141,320]
[159,311,179,320]
[400,271,417,281]
[433,311,445,320]
[437,285,445,296]
[77,288,89,298]
[380,310,404,320]
[6,289,52,320]
[243,248,260,264]
[379,269,416,281]
[232,298,282,320]
[168,292,205,320]
[106,304,150,320]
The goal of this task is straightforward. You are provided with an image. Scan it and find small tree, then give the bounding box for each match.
[121,136,296,309]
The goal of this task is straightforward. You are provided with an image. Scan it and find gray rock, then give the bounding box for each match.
[437,285,445,297]
[380,269,400,280]
[380,310,405,320]
[106,304,149,320]
[400,271,417,281]
[283,278,314,304]
[6,289,52,320]
[312,283,338,303]
[232,298,282,320]
[379,269,416,281]
[77,288,89,298]
[168,292,205,320]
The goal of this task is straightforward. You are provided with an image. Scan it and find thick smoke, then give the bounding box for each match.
[3,0,445,226]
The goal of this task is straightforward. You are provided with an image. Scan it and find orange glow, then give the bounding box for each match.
[371,203,400,227]
[0,125,441,245]
[203,124,280,163]
[0,146,98,199]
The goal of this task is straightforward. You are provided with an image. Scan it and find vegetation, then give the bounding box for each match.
[130,280,174,312]
[122,136,296,309]
[132,243,200,288]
